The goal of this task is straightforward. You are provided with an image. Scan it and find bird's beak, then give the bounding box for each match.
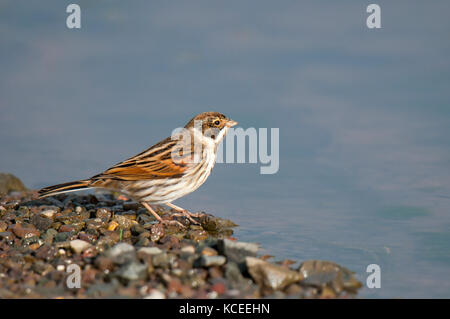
[226,119,238,127]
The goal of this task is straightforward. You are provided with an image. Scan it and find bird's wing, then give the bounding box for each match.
[92,137,194,181]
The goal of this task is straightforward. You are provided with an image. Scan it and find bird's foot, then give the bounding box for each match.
[171,210,201,225]
[141,202,186,229]
[160,218,186,229]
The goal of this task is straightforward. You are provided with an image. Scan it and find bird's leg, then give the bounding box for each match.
[166,202,203,224]
[141,202,185,228]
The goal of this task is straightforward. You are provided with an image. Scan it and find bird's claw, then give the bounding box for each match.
[171,210,201,225]
[160,219,186,229]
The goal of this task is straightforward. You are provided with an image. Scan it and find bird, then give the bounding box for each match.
[38,112,238,228]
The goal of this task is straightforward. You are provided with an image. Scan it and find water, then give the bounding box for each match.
[1,1,450,298]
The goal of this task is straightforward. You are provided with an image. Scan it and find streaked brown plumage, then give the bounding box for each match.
[38,112,237,227]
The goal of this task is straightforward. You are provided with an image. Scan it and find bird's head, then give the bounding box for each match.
[185,112,238,144]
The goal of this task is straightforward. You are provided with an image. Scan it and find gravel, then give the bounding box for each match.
[0,189,362,298]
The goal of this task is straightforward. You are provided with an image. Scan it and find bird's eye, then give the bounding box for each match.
[214,120,220,126]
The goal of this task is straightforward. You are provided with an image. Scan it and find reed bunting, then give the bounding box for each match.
[38,112,238,228]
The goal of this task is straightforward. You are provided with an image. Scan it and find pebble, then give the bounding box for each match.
[131,224,145,236]
[144,290,166,299]
[217,239,259,263]
[298,260,362,294]
[195,255,226,267]
[224,262,245,285]
[116,262,147,281]
[107,242,135,257]
[94,256,115,272]
[70,239,92,254]
[113,215,135,230]
[107,221,119,231]
[86,218,104,230]
[210,282,226,295]
[150,224,164,242]
[54,232,73,242]
[95,208,111,221]
[180,245,196,254]
[106,242,137,265]
[35,244,57,261]
[152,252,174,268]
[200,247,218,256]
[59,225,75,233]
[40,208,58,219]
[186,229,208,242]
[246,256,303,290]
[0,231,14,242]
[0,221,8,232]
[10,223,40,239]
[78,232,97,243]
[137,247,162,255]
[30,214,52,231]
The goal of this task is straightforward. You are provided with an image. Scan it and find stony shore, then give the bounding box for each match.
[0,190,362,298]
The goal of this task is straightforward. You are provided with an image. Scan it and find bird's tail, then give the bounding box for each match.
[38,180,92,198]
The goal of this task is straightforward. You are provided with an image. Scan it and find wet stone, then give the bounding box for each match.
[150,224,164,242]
[106,242,137,265]
[138,214,156,225]
[86,218,105,231]
[121,229,132,240]
[16,206,31,218]
[113,215,135,230]
[94,256,115,272]
[208,266,224,280]
[199,214,238,232]
[54,241,71,249]
[70,221,86,232]
[70,239,92,254]
[95,208,111,221]
[0,221,8,232]
[86,282,118,298]
[210,281,227,295]
[200,246,218,256]
[58,225,76,233]
[31,260,54,276]
[298,260,362,295]
[131,224,145,236]
[285,283,304,296]
[82,246,98,258]
[152,252,174,268]
[138,247,162,256]
[39,207,59,219]
[224,262,247,287]
[30,214,52,231]
[107,221,119,231]
[144,289,166,299]
[185,229,208,242]
[180,245,195,254]
[0,231,14,242]
[10,223,40,239]
[116,262,148,282]
[246,256,303,291]
[217,239,259,264]
[22,235,40,247]
[123,202,140,211]
[194,255,226,267]
[120,211,137,220]
[78,232,97,244]
[54,232,75,242]
[135,237,150,247]
[43,198,64,209]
